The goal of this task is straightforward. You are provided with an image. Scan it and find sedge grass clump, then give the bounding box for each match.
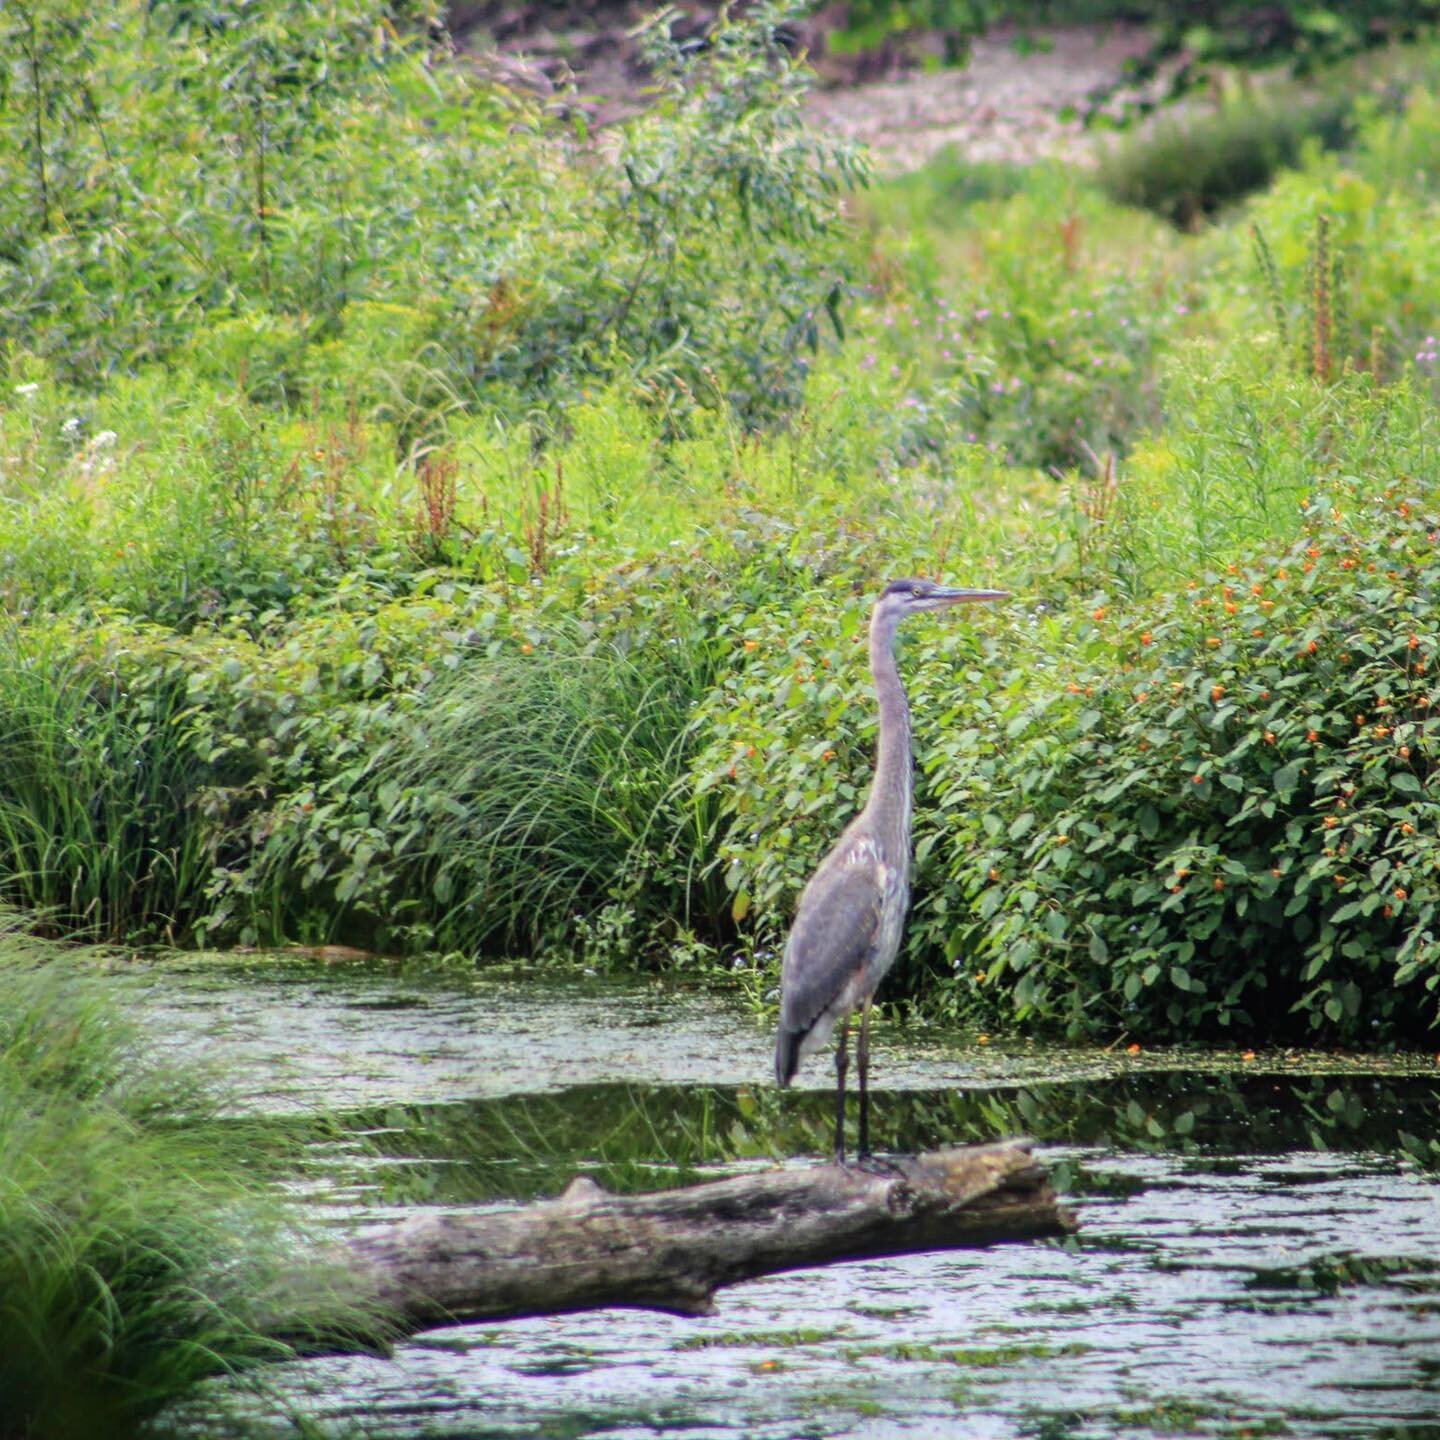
[375,625,728,957]
[0,936,384,1439]
[0,626,215,942]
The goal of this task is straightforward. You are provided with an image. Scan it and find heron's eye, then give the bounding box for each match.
[911,585,924,597]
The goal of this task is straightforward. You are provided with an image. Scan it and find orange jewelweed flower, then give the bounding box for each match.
[1092,606,1107,621]
[520,642,534,654]
[1213,877,1225,891]
[1208,637,1222,649]
[1396,887,1408,901]
[1141,632,1154,645]
[1126,1043,1142,1055]
[743,639,758,651]
[1192,774,1205,784]
[1242,1050,1257,1062]
[1264,731,1276,744]
[1307,729,1320,742]
[1305,640,1318,654]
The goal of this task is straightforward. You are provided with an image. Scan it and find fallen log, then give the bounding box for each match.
[328,1139,1074,1340]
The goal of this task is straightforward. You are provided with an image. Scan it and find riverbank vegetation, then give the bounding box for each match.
[2,2,1438,1044]
[0,924,386,1439]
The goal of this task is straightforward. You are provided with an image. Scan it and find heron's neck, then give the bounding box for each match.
[865,608,913,852]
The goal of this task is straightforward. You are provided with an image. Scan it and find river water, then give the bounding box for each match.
[142,957,1440,1440]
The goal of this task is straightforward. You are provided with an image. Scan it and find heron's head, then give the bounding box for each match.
[877,577,1010,620]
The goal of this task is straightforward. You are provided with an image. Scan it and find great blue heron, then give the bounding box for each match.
[774,577,1009,1163]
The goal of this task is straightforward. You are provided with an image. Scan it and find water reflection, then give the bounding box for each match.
[293,1072,1440,1208]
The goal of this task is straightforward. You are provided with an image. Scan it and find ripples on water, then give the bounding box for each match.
[140,960,1440,1439]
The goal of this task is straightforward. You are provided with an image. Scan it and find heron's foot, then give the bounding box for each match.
[851,1152,908,1179]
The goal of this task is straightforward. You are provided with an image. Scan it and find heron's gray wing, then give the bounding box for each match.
[778,852,890,1039]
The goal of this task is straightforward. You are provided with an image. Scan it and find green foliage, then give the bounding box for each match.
[854,163,1184,470]
[0,0,863,425]
[374,628,727,955]
[938,477,1439,1043]
[0,936,381,1438]
[700,370,1440,1043]
[0,625,215,940]
[3,10,1440,1048]
[829,0,1440,112]
[1096,85,1356,228]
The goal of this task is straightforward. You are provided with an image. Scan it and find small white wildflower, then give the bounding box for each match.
[14,383,39,397]
[61,416,81,435]
[92,429,117,449]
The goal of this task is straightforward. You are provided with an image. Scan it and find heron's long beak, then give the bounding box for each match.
[933,586,1010,604]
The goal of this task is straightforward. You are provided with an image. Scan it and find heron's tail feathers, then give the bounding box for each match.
[775,1026,804,1088]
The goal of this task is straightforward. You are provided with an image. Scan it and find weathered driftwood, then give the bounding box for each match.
[334,1139,1075,1338]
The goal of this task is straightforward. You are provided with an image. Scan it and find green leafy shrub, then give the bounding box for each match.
[0,1,863,425]
[940,477,1438,1043]
[698,375,1439,1043]
[1096,86,1357,228]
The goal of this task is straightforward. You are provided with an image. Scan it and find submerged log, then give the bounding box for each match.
[335,1140,1075,1338]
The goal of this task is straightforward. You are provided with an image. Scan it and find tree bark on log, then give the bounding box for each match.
[331,1139,1074,1341]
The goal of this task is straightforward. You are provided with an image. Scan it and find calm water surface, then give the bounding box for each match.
[136,958,1440,1440]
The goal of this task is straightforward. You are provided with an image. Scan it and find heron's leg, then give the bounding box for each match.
[833,1016,850,1166]
[856,997,873,1160]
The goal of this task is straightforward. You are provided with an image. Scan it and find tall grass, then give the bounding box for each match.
[377,629,728,956]
[0,929,381,1438]
[0,628,214,942]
